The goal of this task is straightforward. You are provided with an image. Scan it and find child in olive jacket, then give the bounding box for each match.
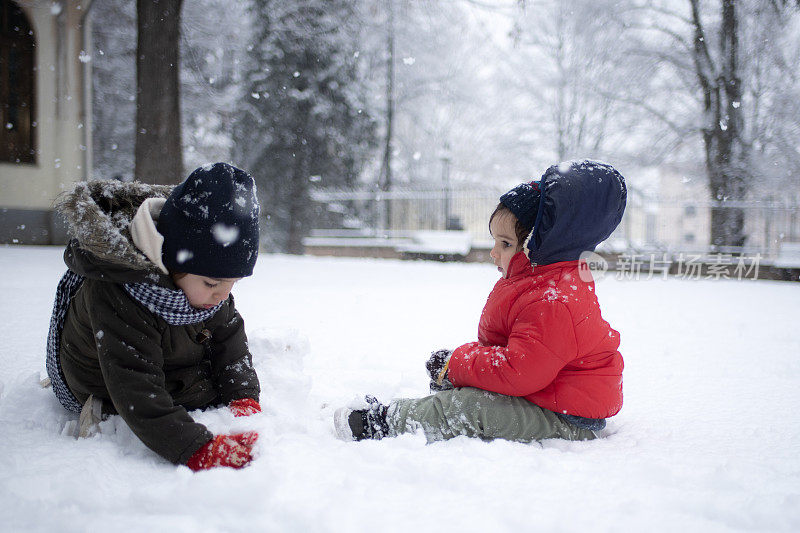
[47,163,262,470]
[335,160,626,444]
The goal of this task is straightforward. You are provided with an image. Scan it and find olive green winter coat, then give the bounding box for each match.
[55,181,260,465]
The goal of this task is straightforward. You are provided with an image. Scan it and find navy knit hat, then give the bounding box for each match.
[157,163,260,278]
[499,181,541,232]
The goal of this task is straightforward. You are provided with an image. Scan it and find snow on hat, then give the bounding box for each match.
[499,181,541,232]
[523,159,627,266]
[157,162,260,278]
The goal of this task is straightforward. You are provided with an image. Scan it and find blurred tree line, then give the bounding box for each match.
[91,0,800,252]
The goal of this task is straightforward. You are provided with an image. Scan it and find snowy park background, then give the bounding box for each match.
[1,245,799,532]
[2,0,800,530]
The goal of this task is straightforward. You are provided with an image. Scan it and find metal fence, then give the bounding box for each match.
[616,196,800,260]
[310,185,506,242]
[310,185,800,263]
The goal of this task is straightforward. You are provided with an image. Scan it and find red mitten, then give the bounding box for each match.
[229,398,261,417]
[234,431,259,447]
[186,432,259,471]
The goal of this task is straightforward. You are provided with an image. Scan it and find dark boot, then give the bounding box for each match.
[334,395,389,441]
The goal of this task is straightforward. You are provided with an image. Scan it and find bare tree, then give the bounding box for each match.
[740,0,800,201]
[378,0,396,229]
[135,0,184,185]
[496,0,653,171]
[359,0,507,183]
[689,0,750,248]
[612,0,800,246]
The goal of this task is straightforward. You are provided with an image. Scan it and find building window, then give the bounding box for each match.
[1,0,36,164]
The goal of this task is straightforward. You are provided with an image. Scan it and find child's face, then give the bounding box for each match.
[173,273,241,309]
[489,212,522,278]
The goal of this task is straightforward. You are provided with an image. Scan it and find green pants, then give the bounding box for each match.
[387,387,596,443]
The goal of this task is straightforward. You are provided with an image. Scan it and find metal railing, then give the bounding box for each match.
[310,186,800,263]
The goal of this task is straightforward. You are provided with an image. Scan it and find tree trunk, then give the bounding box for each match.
[287,134,310,255]
[134,0,183,185]
[690,0,749,249]
[286,91,313,255]
[378,0,395,231]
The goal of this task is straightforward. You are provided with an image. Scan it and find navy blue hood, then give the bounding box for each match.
[525,160,626,266]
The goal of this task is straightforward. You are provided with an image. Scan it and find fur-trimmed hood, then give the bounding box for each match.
[55,180,174,281]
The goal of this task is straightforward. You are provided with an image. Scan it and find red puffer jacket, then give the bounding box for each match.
[448,252,623,419]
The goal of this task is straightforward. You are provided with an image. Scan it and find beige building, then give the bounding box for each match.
[619,164,800,261]
[651,164,711,252]
[1,0,93,244]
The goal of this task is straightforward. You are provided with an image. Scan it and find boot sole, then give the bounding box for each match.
[333,407,355,441]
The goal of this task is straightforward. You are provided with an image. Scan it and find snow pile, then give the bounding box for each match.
[395,230,473,256]
[1,246,799,532]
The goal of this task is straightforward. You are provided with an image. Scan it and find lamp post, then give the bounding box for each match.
[440,142,452,230]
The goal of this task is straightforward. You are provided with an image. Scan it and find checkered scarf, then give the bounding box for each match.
[122,282,224,326]
[46,270,224,413]
[46,270,86,412]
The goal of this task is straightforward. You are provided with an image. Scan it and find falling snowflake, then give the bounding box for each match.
[212,223,240,247]
[177,249,194,264]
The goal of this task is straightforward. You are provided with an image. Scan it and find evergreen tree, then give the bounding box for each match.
[180,0,251,170]
[233,0,377,253]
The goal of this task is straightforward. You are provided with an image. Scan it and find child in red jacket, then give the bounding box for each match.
[335,160,626,443]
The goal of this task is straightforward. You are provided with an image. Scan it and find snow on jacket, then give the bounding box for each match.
[54,180,260,465]
[448,160,626,419]
[448,253,623,418]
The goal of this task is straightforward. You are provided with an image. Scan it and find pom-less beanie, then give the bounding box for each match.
[157,163,260,278]
[499,181,540,232]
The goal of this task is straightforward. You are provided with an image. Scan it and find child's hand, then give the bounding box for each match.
[229,398,261,417]
[426,349,454,393]
[186,432,259,471]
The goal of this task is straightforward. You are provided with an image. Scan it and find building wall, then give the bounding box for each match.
[0,0,92,243]
[657,165,711,252]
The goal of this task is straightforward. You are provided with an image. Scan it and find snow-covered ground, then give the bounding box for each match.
[1,246,799,532]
